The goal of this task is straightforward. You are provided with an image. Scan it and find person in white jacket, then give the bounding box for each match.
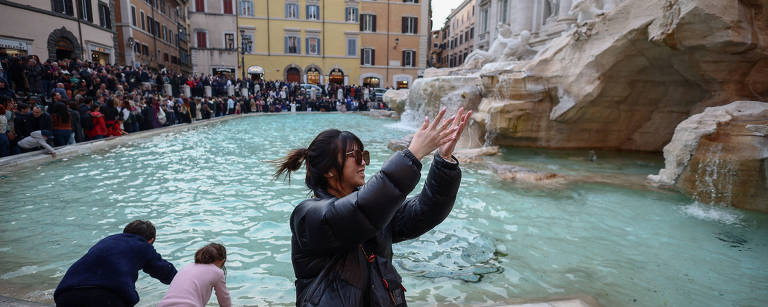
[17,130,57,158]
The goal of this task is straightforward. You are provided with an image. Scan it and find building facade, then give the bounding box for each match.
[114,0,192,72]
[232,0,430,88]
[428,29,445,68]
[188,0,238,77]
[236,0,360,85]
[443,0,474,67]
[358,0,430,89]
[0,0,116,64]
[474,0,576,51]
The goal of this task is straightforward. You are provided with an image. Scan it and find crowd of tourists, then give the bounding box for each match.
[0,51,390,158]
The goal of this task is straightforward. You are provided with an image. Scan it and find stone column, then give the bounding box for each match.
[164,84,173,97]
[182,85,191,97]
[510,0,535,34]
[531,0,543,33]
[241,88,249,97]
[487,0,499,47]
[204,86,212,97]
[227,86,235,96]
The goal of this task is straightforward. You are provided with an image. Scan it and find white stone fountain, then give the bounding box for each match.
[388,0,768,212]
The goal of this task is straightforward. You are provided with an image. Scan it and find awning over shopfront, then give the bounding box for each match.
[0,37,31,56]
[0,37,30,50]
[247,66,264,74]
[213,67,235,73]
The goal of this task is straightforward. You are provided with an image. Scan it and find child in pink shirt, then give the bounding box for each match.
[159,243,231,307]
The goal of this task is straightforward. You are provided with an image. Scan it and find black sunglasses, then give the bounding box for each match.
[346,149,370,166]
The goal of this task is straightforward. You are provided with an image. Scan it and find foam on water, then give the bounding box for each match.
[383,120,418,132]
[680,201,744,225]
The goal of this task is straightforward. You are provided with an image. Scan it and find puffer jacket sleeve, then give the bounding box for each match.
[390,152,461,243]
[292,150,423,251]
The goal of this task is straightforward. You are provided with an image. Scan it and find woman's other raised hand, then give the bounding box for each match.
[408,107,471,160]
[438,107,472,160]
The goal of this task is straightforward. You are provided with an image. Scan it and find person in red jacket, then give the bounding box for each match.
[86,104,107,140]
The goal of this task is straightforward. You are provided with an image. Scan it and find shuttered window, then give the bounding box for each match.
[306,37,320,55]
[285,35,300,54]
[286,3,298,18]
[402,17,417,34]
[196,31,207,48]
[402,50,415,67]
[361,14,376,32]
[361,48,375,66]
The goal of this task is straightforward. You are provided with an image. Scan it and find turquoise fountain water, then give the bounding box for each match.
[0,113,766,306]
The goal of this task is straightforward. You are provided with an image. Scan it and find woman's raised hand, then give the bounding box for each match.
[408,108,464,160]
[438,107,472,160]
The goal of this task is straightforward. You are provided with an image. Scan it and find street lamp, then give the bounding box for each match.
[239,29,252,81]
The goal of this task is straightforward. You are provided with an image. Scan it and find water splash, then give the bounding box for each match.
[692,143,737,205]
[680,202,743,225]
[383,120,418,132]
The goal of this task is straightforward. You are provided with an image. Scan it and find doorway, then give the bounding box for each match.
[56,38,75,60]
[328,68,344,85]
[286,67,301,83]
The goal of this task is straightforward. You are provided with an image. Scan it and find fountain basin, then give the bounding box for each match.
[0,114,766,306]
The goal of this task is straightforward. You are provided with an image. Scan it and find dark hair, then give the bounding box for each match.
[273,129,363,196]
[123,220,156,241]
[195,243,226,264]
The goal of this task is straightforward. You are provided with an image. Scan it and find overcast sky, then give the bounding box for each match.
[432,0,466,31]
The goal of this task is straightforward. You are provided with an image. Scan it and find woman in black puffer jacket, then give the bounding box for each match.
[274,108,472,307]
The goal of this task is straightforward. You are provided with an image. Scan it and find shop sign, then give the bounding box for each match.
[0,38,29,50]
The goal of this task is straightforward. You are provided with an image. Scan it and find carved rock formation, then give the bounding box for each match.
[388,134,413,152]
[453,146,500,163]
[487,162,566,184]
[649,101,768,212]
[382,89,409,114]
[402,0,768,152]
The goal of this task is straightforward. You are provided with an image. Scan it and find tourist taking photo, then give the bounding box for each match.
[274,107,471,306]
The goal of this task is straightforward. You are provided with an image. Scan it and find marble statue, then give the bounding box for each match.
[502,31,538,60]
[464,26,537,69]
[569,0,605,25]
[463,24,515,69]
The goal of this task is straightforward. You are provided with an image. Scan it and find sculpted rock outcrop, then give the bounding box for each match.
[382,89,409,114]
[453,146,500,164]
[649,101,768,212]
[488,163,566,185]
[404,76,484,148]
[469,0,768,151]
[388,134,413,152]
[398,0,768,154]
